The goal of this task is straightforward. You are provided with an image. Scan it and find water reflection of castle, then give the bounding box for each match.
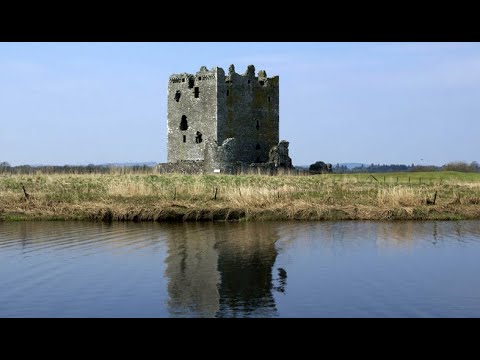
[164,222,285,318]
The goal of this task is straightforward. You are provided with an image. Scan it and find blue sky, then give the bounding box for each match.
[0,42,478,166]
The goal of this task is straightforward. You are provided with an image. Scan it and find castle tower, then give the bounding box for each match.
[167,65,279,165]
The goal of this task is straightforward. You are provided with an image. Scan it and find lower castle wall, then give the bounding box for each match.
[156,161,305,176]
[157,139,297,175]
[156,161,205,174]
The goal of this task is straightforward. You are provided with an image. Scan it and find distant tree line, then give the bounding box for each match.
[333,161,480,174]
[0,162,156,175]
[1,160,479,175]
[442,161,480,173]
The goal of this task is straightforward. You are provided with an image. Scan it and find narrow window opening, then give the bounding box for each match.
[259,80,265,86]
[268,96,271,103]
[256,120,259,130]
[195,131,203,144]
[198,76,202,80]
[194,87,199,98]
[182,78,185,82]
[175,90,181,102]
[256,156,260,163]
[183,135,186,143]
[226,90,229,96]
[188,78,194,88]
[255,143,261,150]
[180,115,188,131]
[248,80,251,84]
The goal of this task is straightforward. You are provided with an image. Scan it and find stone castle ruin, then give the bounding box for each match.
[157,64,293,174]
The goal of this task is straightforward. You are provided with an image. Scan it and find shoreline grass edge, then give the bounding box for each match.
[1,172,479,222]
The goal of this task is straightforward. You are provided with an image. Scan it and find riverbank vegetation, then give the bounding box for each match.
[0,172,479,221]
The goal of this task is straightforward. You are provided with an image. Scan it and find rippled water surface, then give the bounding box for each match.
[1,221,480,317]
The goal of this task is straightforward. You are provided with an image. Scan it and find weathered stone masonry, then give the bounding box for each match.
[159,64,292,174]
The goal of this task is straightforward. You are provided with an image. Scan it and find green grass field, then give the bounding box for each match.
[0,171,479,221]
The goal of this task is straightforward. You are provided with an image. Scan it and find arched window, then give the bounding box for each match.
[180,115,188,131]
[175,90,181,102]
[195,131,203,144]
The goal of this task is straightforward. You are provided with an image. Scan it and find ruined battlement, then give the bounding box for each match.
[168,65,278,87]
[169,66,220,84]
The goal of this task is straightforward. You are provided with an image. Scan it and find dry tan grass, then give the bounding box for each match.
[377,186,426,207]
[107,180,152,197]
[1,173,479,221]
[224,185,295,208]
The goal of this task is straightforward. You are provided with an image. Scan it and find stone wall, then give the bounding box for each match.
[156,161,205,174]
[218,65,279,164]
[167,64,280,166]
[203,138,238,174]
[156,159,303,176]
[167,67,222,163]
[269,140,293,168]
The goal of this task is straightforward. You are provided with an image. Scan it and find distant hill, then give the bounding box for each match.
[297,163,368,170]
[14,162,158,168]
[98,162,157,167]
[336,163,369,170]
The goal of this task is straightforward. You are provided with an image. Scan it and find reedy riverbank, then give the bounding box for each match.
[0,172,479,222]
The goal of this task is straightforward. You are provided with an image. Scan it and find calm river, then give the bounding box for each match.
[1,221,480,317]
